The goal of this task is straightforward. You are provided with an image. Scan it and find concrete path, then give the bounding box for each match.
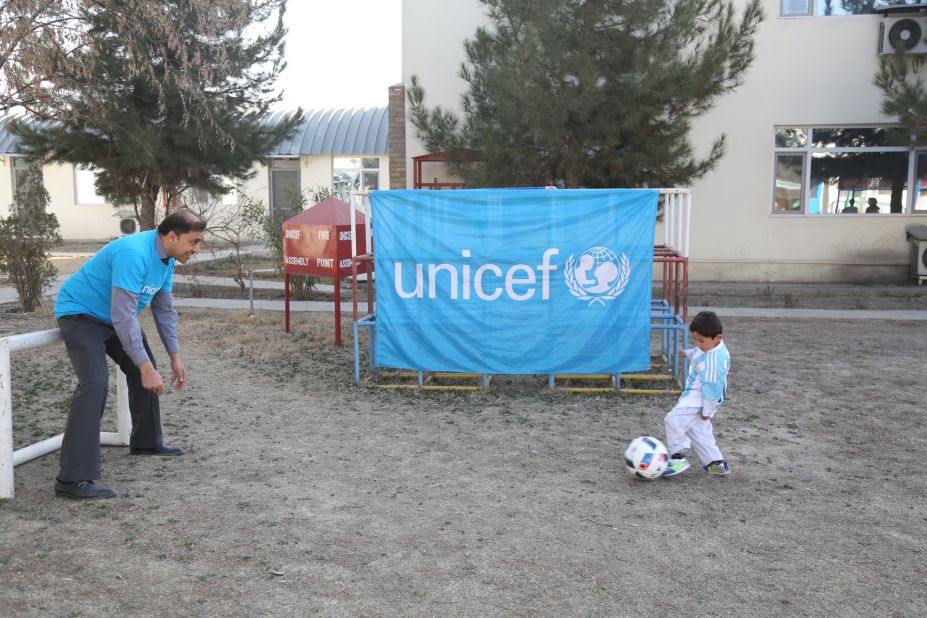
[4,277,927,319]
[3,246,926,319]
[173,297,369,314]
[3,285,926,319]
[173,274,336,293]
[690,306,927,321]
[3,277,927,320]
[170,300,926,320]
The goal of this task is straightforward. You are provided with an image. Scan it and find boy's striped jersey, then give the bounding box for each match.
[678,340,731,411]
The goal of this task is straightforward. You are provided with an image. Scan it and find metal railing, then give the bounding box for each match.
[348,187,692,392]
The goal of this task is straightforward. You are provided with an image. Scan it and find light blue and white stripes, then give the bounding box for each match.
[680,340,731,409]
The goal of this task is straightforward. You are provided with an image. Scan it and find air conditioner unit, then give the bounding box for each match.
[908,225,927,283]
[911,239,927,275]
[879,17,927,55]
[113,208,138,236]
[119,217,138,236]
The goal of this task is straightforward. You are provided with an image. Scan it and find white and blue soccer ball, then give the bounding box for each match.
[624,436,669,480]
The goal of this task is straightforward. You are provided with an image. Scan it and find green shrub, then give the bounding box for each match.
[0,164,61,312]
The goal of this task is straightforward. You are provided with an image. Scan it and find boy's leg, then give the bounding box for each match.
[664,405,699,456]
[104,330,164,450]
[57,317,111,482]
[687,417,724,465]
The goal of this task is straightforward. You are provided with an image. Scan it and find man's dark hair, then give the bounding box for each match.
[157,209,207,236]
[690,311,722,338]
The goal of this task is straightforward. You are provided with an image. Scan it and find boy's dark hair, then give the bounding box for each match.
[690,311,722,338]
[157,209,207,236]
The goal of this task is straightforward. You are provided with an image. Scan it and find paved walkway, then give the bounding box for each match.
[173,297,368,313]
[690,306,927,321]
[3,247,926,320]
[3,277,927,320]
[173,274,337,293]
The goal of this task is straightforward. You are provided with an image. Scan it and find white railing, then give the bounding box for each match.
[0,328,130,499]
[348,189,372,261]
[349,187,690,259]
[659,188,692,258]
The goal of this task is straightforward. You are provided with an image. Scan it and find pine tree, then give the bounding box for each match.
[0,163,61,312]
[408,0,764,189]
[8,1,301,230]
[1,1,287,130]
[875,49,927,147]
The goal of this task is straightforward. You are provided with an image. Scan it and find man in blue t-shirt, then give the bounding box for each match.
[53,209,206,500]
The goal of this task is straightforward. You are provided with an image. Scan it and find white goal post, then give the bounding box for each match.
[0,328,131,500]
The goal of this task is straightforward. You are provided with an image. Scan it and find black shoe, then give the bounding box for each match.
[55,480,117,500]
[129,444,185,456]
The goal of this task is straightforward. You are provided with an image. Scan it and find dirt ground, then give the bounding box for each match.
[0,292,925,616]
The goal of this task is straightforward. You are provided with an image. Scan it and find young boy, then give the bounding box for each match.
[662,311,732,477]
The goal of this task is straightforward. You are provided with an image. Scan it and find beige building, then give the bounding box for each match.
[0,107,389,240]
[399,0,927,282]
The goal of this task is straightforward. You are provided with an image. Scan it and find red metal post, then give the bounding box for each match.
[367,258,375,315]
[663,259,669,304]
[284,272,290,332]
[682,258,689,321]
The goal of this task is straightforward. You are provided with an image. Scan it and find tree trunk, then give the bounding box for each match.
[140,184,159,230]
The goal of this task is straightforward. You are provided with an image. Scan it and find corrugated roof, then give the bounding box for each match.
[0,107,389,157]
[0,115,55,155]
[264,107,388,157]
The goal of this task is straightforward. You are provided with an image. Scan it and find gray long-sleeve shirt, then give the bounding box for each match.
[109,233,180,366]
[111,288,180,366]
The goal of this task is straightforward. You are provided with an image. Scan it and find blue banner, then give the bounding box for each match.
[371,188,658,374]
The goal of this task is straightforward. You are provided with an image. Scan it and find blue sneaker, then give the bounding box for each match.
[704,460,731,476]
[661,458,690,478]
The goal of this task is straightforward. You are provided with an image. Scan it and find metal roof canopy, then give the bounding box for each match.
[0,107,388,158]
[265,107,388,158]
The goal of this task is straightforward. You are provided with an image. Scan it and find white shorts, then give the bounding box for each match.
[664,404,724,465]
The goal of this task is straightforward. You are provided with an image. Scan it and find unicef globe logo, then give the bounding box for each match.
[564,246,631,306]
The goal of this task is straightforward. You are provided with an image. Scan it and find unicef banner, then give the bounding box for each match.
[371,188,658,375]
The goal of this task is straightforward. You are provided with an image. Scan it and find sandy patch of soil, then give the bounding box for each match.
[0,307,924,616]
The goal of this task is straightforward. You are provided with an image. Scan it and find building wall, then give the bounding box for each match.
[301,156,333,194]
[401,0,927,282]
[686,8,913,282]
[0,154,389,239]
[403,0,483,189]
[1,157,124,238]
[0,158,13,218]
[389,84,408,189]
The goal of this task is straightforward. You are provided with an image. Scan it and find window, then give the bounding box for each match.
[780,0,811,17]
[219,179,241,206]
[179,179,241,208]
[774,154,804,212]
[270,159,301,218]
[74,165,107,205]
[12,157,43,198]
[333,156,379,202]
[780,1,902,17]
[772,127,920,215]
[912,154,927,213]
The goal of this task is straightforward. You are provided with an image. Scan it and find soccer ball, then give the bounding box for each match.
[624,436,669,480]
